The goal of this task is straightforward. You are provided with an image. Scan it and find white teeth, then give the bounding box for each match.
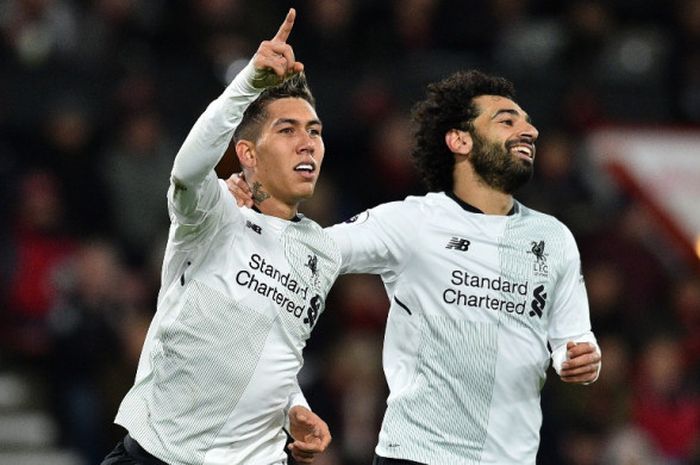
[294,163,314,172]
[512,146,532,158]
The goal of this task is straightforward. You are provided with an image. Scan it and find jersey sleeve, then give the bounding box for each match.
[167,60,263,236]
[326,200,419,281]
[547,225,600,377]
[283,378,311,431]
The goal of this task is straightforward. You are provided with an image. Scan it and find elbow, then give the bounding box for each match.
[171,174,190,194]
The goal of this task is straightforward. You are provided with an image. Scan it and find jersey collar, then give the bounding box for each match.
[251,205,302,222]
[446,191,518,216]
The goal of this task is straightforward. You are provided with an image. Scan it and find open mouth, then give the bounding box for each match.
[508,143,535,160]
[293,162,317,177]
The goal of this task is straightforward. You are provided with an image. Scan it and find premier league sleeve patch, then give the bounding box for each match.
[344,210,370,224]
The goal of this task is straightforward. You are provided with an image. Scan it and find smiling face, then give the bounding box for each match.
[467,95,539,193]
[238,97,324,210]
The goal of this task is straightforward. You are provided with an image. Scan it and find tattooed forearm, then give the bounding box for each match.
[251,181,271,204]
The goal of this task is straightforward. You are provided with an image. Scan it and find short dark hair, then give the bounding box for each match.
[410,70,516,192]
[234,73,316,142]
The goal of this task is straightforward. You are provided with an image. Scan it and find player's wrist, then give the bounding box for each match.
[228,60,265,95]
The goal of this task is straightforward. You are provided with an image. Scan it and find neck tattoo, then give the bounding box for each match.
[251,181,271,205]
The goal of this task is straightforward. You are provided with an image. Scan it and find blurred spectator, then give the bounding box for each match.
[363,111,422,205]
[557,1,618,130]
[580,204,671,346]
[294,0,357,68]
[0,1,698,463]
[40,98,112,233]
[0,0,79,66]
[632,334,700,463]
[601,427,663,465]
[102,109,173,265]
[584,261,629,338]
[562,1,616,79]
[559,421,605,465]
[48,238,131,464]
[517,128,602,235]
[542,334,634,463]
[308,332,386,465]
[334,274,391,331]
[391,0,440,51]
[330,333,385,465]
[76,0,166,68]
[587,335,635,429]
[1,170,77,360]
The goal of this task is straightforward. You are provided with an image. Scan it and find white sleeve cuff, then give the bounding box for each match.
[225,59,263,97]
[551,333,601,383]
[283,387,311,431]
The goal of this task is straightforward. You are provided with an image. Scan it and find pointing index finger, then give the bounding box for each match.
[272,8,296,43]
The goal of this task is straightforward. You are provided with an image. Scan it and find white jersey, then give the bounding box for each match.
[115,63,341,465]
[327,192,597,465]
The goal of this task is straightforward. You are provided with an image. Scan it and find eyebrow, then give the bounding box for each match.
[491,108,533,124]
[272,118,323,127]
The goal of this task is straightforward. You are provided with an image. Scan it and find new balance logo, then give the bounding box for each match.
[446,237,471,251]
[246,220,262,234]
[529,284,547,318]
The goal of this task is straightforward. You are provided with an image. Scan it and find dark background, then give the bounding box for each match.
[0,1,699,464]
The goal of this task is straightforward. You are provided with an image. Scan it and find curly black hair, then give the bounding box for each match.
[234,72,316,142]
[410,70,516,192]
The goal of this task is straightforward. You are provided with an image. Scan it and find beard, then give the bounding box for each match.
[469,130,534,194]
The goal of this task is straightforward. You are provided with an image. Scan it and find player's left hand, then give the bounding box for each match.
[251,8,304,89]
[226,172,253,208]
[288,406,331,464]
[559,341,601,384]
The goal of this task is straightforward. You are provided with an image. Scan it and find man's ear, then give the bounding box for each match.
[445,129,472,156]
[235,140,257,169]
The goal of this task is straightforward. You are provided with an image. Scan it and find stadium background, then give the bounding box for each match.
[0,0,699,464]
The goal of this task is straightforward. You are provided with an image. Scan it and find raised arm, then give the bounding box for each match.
[169,9,303,218]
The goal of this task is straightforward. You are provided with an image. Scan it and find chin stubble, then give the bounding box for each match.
[470,134,533,194]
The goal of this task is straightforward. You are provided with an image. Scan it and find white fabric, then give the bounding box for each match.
[328,192,598,465]
[114,60,341,465]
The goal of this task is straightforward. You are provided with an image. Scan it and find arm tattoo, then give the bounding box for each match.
[251,181,271,204]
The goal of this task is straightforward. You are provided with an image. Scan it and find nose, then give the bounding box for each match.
[520,121,539,142]
[298,132,316,157]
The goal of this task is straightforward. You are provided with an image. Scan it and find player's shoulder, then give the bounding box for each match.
[296,215,343,248]
[405,191,450,207]
[296,214,326,233]
[331,193,446,236]
[369,191,446,216]
[517,201,577,243]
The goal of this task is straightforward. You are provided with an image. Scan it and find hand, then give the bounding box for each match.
[288,406,331,464]
[226,172,253,208]
[559,341,601,384]
[252,8,304,88]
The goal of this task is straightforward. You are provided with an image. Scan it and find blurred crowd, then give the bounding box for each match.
[0,0,699,464]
